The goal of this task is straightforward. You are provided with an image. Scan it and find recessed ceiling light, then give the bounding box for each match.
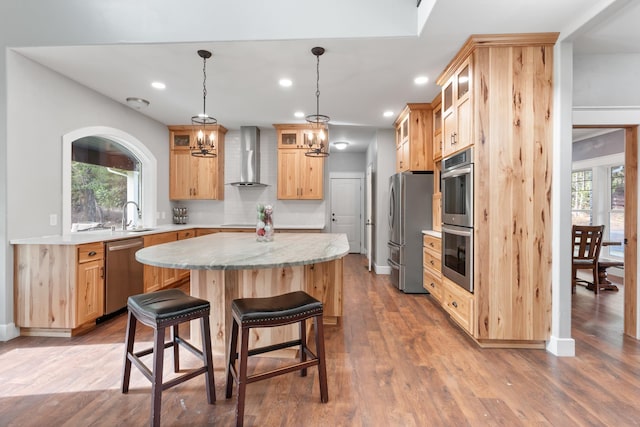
[294,111,305,118]
[414,76,429,85]
[151,81,166,90]
[279,78,293,87]
[333,141,349,150]
[383,111,394,117]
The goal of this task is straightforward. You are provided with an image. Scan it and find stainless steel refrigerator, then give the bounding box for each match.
[387,172,434,293]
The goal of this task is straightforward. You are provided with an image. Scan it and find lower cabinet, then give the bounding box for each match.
[143,232,180,293]
[76,243,105,326]
[422,234,442,302]
[423,233,475,336]
[441,276,475,334]
[14,242,105,336]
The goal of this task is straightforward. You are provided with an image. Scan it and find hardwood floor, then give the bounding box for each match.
[1,255,640,426]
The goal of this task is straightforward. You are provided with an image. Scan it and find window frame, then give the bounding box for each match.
[62,126,157,236]
[572,152,624,260]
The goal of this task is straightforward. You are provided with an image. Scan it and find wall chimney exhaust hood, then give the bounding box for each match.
[229,126,268,187]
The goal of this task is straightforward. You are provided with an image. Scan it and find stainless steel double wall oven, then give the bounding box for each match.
[441,148,474,293]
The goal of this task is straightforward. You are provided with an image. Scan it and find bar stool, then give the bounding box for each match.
[225,291,328,427]
[121,289,216,427]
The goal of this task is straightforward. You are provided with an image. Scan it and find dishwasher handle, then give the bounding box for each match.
[107,239,144,252]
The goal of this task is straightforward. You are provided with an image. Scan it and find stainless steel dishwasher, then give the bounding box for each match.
[105,237,144,315]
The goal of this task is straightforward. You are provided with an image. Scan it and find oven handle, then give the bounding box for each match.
[442,225,472,237]
[442,165,472,179]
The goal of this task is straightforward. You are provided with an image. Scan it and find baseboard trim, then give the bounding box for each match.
[375,264,391,275]
[0,323,20,341]
[546,336,575,357]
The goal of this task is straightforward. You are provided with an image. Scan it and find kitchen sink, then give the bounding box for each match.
[126,228,154,232]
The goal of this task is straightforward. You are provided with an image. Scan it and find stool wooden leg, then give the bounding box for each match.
[172,324,180,373]
[299,319,307,377]
[151,327,166,427]
[122,311,137,394]
[200,315,216,404]
[235,326,250,427]
[225,318,239,399]
[314,315,328,403]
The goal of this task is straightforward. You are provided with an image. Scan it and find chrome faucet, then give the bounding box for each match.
[122,201,141,230]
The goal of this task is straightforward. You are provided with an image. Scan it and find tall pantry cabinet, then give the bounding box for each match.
[435,33,558,347]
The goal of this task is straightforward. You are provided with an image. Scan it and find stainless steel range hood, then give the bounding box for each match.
[229,126,268,187]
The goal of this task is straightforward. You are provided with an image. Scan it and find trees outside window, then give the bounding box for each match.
[71,136,141,231]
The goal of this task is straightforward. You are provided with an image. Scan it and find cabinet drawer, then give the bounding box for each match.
[423,268,442,302]
[442,277,474,334]
[77,243,104,263]
[423,247,441,273]
[422,234,441,252]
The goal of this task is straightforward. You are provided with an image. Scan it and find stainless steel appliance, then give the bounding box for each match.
[387,172,434,293]
[441,147,473,227]
[105,238,144,315]
[441,224,473,292]
[441,147,474,293]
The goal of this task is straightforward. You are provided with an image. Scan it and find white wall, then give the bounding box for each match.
[574,54,640,107]
[7,52,171,240]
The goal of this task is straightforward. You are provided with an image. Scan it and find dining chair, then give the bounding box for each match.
[572,224,605,294]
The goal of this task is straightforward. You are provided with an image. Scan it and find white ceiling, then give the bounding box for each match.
[12,0,640,152]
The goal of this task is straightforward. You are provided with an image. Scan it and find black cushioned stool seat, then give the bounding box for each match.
[225,291,328,427]
[122,289,215,427]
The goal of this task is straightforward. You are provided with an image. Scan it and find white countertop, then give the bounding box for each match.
[422,230,442,238]
[135,232,349,270]
[9,223,325,245]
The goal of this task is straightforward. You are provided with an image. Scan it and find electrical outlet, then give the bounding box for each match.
[161,211,166,219]
[49,214,57,226]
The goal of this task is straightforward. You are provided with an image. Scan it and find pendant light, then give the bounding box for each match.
[305,47,330,158]
[190,49,217,158]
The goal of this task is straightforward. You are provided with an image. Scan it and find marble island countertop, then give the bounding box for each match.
[9,223,325,245]
[135,232,350,270]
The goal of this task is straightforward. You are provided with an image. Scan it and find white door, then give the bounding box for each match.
[330,177,362,253]
[366,164,373,271]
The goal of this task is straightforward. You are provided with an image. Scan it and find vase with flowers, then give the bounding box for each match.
[256,204,274,242]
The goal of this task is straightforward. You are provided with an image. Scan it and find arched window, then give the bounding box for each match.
[71,136,142,231]
[62,127,157,235]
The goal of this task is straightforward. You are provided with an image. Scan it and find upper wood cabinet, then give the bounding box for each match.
[169,125,226,200]
[441,58,472,158]
[431,94,443,162]
[393,103,434,172]
[274,124,325,200]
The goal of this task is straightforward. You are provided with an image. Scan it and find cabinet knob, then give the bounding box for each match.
[451,132,457,145]
[88,251,97,256]
[452,301,458,308]
[430,282,435,288]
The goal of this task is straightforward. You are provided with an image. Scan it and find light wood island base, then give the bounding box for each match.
[190,258,343,355]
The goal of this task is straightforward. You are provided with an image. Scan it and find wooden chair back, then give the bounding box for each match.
[572,225,605,264]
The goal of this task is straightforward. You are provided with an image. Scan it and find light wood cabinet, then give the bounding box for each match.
[143,232,181,293]
[422,234,442,302]
[442,276,475,334]
[76,243,105,326]
[432,94,443,162]
[14,242,105,336]
[441,58,472,158]
[274,124,325,200]
[169,125,226,200]
[394,104,434,172]
[176,229,195,280]
[436,33,558,347]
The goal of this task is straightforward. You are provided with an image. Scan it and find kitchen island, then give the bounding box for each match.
[135,232,349,354]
